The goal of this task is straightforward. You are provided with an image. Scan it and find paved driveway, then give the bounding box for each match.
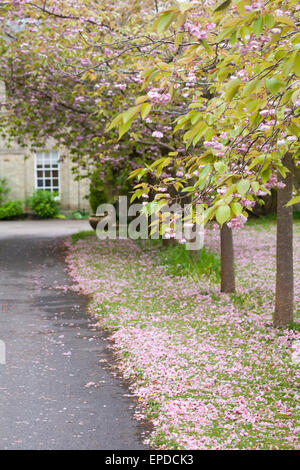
[0,221,148,449]
[0,219,91,239]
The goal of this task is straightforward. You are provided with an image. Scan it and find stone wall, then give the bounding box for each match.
[0,141,90,212]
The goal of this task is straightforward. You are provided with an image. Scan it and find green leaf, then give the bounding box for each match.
[261,169,272,184]
[264,14,275,28]
[275,15,296,28]
[175,32,184,48]
[157,11,175,34]
[216,205,231,226]
[225,79,241,101]
[216,27,235,42]
[214,0,232,12]
[265,77,284,96]
[285,195,300,207]
[196,164,212,183]
[292,88,300,105]
[122,105,141,124]
[252,17,263,37]
[119,117,135,139]
[214,161,227,173]
[106,114,122,131]
[242,79,260,97]
[141,102,152,119]
[178,2,192,13]
[237,179,250,195]
[231,202,242,216]
[201,39,211,53]
[251,181,260,194]
[293,52,300,77]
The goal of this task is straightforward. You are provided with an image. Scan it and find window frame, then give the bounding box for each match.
[34,150,60,199]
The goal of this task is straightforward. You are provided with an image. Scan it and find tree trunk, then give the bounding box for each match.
[220,224,235,293]
[274,153,294,328]
[162,238,176,247]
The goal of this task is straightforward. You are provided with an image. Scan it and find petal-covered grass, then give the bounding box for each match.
[66,221,300,450]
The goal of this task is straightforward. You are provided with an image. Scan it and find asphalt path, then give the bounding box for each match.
[0,221,148,449]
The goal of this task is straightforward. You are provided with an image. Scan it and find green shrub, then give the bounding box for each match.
[66,209,89,220]
[26,190,59,218]
[89,172,107,214]
[0,200,23,220]
[0,178,9,205]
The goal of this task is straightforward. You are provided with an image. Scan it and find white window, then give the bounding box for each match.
[35,150,60,196]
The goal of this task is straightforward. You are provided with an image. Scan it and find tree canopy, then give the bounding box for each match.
[0,0,299,221]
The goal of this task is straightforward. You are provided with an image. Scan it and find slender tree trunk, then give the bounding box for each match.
[220,223,235,293]
[274,153,294,328]
[162,238,176,247]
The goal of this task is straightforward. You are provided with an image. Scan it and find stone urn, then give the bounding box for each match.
[88,215,104,230]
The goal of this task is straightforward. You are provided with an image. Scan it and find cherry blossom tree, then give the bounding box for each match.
[110,0,300,325]
[1,0,299,327]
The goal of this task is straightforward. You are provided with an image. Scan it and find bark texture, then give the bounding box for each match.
[274,153,294,328]
[220,223,235,293]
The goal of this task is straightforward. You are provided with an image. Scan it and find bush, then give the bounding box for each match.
[89,174,107,214]
[66,209,89,220]
[0,178,9,205]
[0,200,23,220]
[26,190,59,218]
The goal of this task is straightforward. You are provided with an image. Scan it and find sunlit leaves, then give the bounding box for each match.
[214,0,232,13]
[265,78,285,96]
[216,205,231,226]
[237,180,250,196]
[225,79,241,102]
[285,195,300,207]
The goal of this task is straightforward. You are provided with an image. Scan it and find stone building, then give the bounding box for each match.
[0,81,90,212]
[0,140,90,212]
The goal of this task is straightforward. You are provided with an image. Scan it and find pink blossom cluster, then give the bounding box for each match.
[147,88,171,104]
[185,21,215,40]
[227,214,247,229]
[203,136,224,152]
[263,173,286,191]
[152,130,164,139]
[244,1,265,12]
[241,199,255,208]
[114,83,127,90]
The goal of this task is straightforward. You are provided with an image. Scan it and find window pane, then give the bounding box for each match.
[35,151,60,197]
[50,151,59,163]
[36,153,44,164]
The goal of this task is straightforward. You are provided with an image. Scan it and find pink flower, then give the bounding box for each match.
[205,23,215,31]
[227,214,247,229]
[152,131,164,139]
[114,83,127,90]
